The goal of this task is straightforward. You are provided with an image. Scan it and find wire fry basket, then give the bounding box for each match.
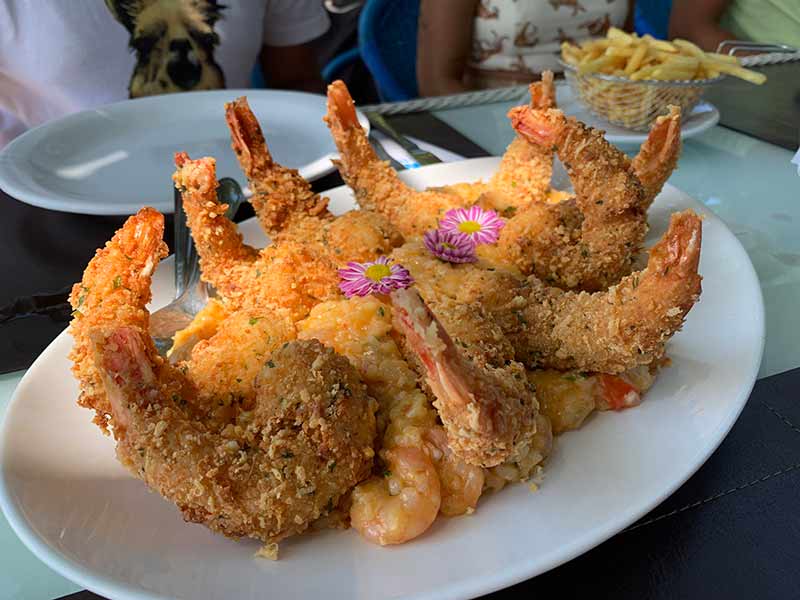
[561,61,723,131]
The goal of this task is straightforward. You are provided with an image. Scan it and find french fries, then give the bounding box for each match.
[562,27,767,84]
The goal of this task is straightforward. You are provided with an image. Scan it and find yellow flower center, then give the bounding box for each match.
[365,263,392,282]
[457,220,482,234]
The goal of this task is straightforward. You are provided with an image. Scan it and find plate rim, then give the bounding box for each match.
[0,157,765,600]
[0,88,368,216]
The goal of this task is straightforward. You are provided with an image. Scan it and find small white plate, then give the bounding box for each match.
[0,89,368,215]
[0,158,763,600]
[557,85,720,145]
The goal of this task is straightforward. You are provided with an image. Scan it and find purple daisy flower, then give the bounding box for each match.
[439,205,505,245]
[423,229,477,263]
[338,256,413,298]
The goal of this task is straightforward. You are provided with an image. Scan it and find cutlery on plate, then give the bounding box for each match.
[364,111,441,166]
[369,131,406,171]
[149,178,245,360]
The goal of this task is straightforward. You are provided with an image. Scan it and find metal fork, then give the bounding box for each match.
[149,178,245,359]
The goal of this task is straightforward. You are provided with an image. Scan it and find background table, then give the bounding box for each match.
[0,71,798,599]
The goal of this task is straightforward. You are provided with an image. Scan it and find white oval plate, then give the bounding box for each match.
[0,89,368,216]
[0,158,763,600]
[557,85,720,146]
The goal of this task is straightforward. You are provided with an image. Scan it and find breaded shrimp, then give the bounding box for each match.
[436,72,558,213]
[631,105,682,208]
[504,105,648,291]
[68,207,171,432]
[499,105,681,291]
[298,296,487,534]
[72,209,377,546]
[225,96,331,234]
[392,210,702,374]
[173,152,341,321]
[92,329,377,545]
[225,97,404,264]
[325,80,464,236]
[390,288,538,467]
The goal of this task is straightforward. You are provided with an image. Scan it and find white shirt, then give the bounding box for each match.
[0,0,330,147]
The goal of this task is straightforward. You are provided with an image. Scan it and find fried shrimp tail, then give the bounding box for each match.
[225,97,331,236]
[631,105,682,207]
[504,105,648,290]
[390,288,537,467]
[478,71,559,211]
[173,152,259,298]
[513,210,703,372]
[325,80,462,236]
[68,207,169,432]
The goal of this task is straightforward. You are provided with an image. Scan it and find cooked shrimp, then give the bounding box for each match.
[226,97,404,264]
[390,287,538,467]
[423,426,484,516]
[68,207,170,433]
[325,80,464,236]
[225,96,331,235]
[298,296,487,524]
[499,104,682,291]
[510,210,702,372]
[437,72,558,213]
[503,105,648,291]
[631,105,682,208]
[173,152,341,320]
[350,446,441,545]
[392,210,702,374]
[72,210,377,546]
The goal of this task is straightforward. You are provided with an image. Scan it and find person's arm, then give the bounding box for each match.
[669,0,735,52]
[417,0,479,96]
[259,43,324,93]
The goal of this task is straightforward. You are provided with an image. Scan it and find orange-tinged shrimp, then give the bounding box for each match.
[173,152,341,321]
[71,210,377,547]
[325,80,463,236]
[226,97,404,264]
[631,105,682,208]
[68,207,170,432]
[423,426,485,516]
[350,446,441,545]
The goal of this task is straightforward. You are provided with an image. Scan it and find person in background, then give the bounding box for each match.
[0,0,330,147]
[669,0,800,52]
[417,0,633,96]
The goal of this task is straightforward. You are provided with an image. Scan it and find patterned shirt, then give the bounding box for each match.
[468,0,627,81]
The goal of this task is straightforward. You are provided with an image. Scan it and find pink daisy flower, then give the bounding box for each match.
[338,256,413,298]
[439,206,505,245]
[423,229,477,263]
